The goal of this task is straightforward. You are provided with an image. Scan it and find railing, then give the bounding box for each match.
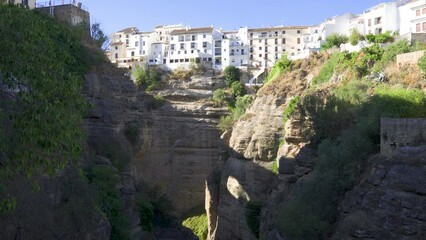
[36,0,89,12]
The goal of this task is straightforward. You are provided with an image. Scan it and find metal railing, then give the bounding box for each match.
[36,0,89,12]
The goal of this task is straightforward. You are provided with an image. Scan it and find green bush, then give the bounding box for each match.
[224,66,241,87]
[245,201,262,238]
[137,197,154,232]
[218,95,253,132]
[321,34,348,50]
[418,53,426,73]
[349,29,364,46]
[182,213,208,240]
[230,81,247,97]
[212,88,228,105]
[132,66,166,92]
[283,96,300,124]
[365,31,394,44]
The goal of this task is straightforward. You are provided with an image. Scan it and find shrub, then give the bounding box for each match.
[212,88,228,105]
[218,95,253,132]
[224,66,241,87]
[418,53,426,73]
[283,96,301,124]
[230,81,247,97]
[365,31,394,44]
[137,197,154,232]
[132,66,165,92]
[182,213,208,240]
[321,34,348,50]
[245,201,262,238]
[349,29,364,46]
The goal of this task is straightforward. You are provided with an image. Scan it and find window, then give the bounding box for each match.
[126,34,129,38]
[250,33,254,37]
[171,37,174,40]
[115,46,118,50]
[192,35,196,41]
[180,43,185,49]
[368,19,371,26]
[184,50,187,54]
[417,23,421,32]
[297,30,301,34]
[297,49,301,52]
[259,47,262,50]
[204,49,207,53]
[203,34,207,38]
[275,31,278,35]
[259,39,262,43]
[208,57,212,61]
[250,54,253,59]
[423,22,426,32]
[178,51,181,54]
[203,42,207,48]
[259,54,262,57]
[135,41,139,47]
[297,38,301,44]
[126,39,129,45]
[171,44,175,50]
[191,50,194,53]
[250,40,253,45]
[143,41,145,46]
[423,8,426,15]
[179,36,184,41]
[143,50,145,54]
[115,53,118,58]
[180,59,184,62]
[275,39,278,44]
[241,49,245,55]
[170,60,174,63]
[265,47,268,52]
[275,46,278,52]
[185,59,189,62]
[265,54,268,59]
[171,51,174,55]
[282,30,286,34]
[191,42,196,48]
[282,38,286,44]
[417,9,421,16]
[131,51,135,56]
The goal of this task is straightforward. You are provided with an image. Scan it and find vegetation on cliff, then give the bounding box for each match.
[272,40,426,239]
[0,5,132,239]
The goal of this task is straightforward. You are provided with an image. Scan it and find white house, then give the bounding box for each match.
[167,26,222,70]
[220,28,250,69]
[319,13,358,40]
[363,2,399,35]
[108,27,144,68]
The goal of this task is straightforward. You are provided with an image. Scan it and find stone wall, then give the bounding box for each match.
[396,50,425,68]
[380,118,426,157]
[37,4,90,32]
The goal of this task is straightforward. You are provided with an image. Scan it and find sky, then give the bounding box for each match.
[80,0,390,35]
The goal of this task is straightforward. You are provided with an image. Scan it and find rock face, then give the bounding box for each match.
[229,94,286,161]
[134,74,228,217]
[333,148,426,240]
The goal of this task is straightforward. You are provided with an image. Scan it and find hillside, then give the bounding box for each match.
[206,39,426,240]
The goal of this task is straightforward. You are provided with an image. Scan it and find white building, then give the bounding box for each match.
[398,0,426,36]
[248,26,309,67]
[319,13,358,40]
[167,27,222,70]
[220,28,250,69]
[108,27,145,68]
[363,2,399,35]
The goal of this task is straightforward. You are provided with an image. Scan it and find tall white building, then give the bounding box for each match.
[220,28,250,69]
[108,27,144,68]
[167,27,222,70]
[363,2,399,35]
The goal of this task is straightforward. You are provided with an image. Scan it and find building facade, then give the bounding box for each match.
[108,0,426,71]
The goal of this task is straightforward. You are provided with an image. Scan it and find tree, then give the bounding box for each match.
[321,34,348,50]
[349,29,364,46]
[212,88,227,105]
[418,53,426,73]
[91,23,109,50]
[223,66,241,87]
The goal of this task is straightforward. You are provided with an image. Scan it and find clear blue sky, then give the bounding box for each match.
[81,0,388,35]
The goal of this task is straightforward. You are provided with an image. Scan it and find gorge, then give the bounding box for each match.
[0,5,425,240]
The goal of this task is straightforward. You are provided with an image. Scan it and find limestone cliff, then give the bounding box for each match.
[134,73,228,217]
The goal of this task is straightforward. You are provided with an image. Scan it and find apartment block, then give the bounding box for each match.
[248,26,308,67]
[364,2,399,35]
[220,28,250,68]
